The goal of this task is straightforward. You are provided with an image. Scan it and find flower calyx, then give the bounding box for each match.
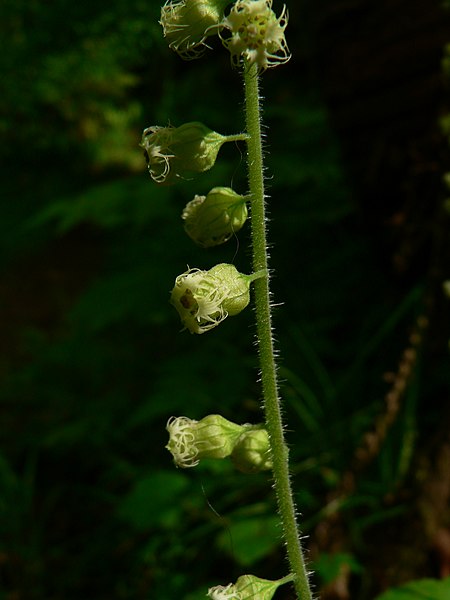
[160,0,230,60]
[221,0,290,71]
[231,425,272,473]
[170,263,265,334]
[182,187,249,247]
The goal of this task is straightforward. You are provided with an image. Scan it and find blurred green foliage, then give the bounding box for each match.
[373,577,450,600]
[0,1,449,599]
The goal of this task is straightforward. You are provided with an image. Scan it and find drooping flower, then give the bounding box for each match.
[166,415,246,468]
[170,263,264,334]
[140,122,230,184]
[160,0,230,59]
[182,187,248,247]
[221,0,290,71]
[208,574,295,599]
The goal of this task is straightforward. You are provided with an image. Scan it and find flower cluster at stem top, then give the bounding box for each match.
[160,0,290,70]
[143,2,291,337]
[143,2,296,598]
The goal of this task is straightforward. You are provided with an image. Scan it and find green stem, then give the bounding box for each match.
[225,133,250,143]
[243,61,313,600]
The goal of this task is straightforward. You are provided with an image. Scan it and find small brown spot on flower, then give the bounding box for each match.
[180,290,194,309]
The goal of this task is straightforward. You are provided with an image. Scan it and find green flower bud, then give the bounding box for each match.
[170,263,265,334]
[160,0,230,60]
[231,426,272,474]
[182,187,248,247]
[207,574,294,599]
[221,0,290,71]
[140,122,246,185]
[166,415,246,468]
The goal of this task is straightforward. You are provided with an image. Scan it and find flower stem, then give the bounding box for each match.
[243,61,313,600]
[225,133,250,143]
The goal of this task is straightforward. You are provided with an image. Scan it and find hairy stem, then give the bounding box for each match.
[243,61,313,600]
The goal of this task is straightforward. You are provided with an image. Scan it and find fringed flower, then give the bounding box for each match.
[160,0,230,59]
[166,415,246,468]
[221,0,290,71]
[140,122,230,184]
[170,263,264,334]
[208,583,241,599]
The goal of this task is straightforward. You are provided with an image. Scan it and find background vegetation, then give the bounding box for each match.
[1,1,449,599]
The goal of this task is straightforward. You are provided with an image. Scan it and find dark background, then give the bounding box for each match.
[1,1,450,598]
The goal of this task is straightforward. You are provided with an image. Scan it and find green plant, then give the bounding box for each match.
[146,1,313,598]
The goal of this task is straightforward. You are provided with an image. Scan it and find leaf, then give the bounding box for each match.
[216,516,281,566]
[374,577,450,600]
[28,177,174,233]
[313,552,362,585]
[116,471,190,531]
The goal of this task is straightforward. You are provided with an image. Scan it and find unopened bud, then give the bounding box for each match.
[208,574,294,599]
[140,122,246,184]
[166,415,246,468]
[160,0,230,60]
[170,263,265,334]
[182,187,248,247]
[231,426,272,473]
